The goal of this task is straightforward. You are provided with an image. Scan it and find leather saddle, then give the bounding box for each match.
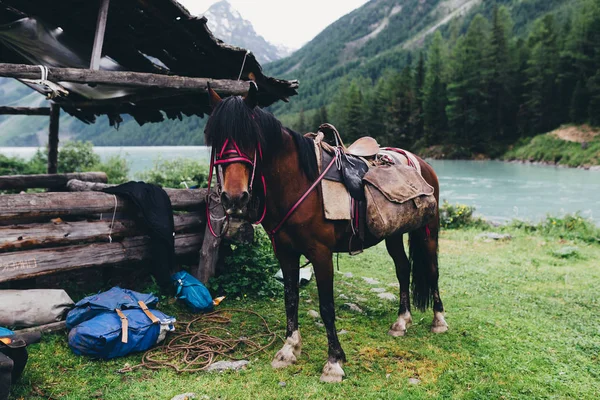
[347,136,380,158]
[321,149,368,200]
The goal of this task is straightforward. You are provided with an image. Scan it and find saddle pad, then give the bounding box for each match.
[314,140,351,220]
[363,164,434,204]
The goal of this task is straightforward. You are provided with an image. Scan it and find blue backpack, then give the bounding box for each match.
[68,309,175,359]
[0,327,13,338]
[66,287,158,329]
[171,271,214,313]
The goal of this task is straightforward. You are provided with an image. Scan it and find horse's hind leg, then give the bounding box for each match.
[410,224,448,333]
[271,249,302,368]
[386,234,413,337]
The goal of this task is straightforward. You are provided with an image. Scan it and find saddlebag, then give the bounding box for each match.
[363,164,437,239]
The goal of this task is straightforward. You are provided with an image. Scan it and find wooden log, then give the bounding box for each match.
[0,233,202,283]
[66,179,207,210]
[47,103,60,174]
[0,189,207,224]
[194,191,225,283]
[90,0,111,70]
[0,172,107,191]
[0,63,250,95]
[0,212,202,252]
[0,106,50,116]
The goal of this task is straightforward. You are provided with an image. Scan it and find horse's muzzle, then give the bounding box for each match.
[221,191,250,216]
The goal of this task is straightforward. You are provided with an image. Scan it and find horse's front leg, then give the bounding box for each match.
[271,249,302,369]
[309,245,346,382]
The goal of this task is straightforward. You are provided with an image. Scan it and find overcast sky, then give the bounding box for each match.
[179,0,370,49]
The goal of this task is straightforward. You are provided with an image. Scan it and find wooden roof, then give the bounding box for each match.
[0,0,298,125]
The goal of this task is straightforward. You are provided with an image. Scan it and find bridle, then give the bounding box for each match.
[206,138,267,237]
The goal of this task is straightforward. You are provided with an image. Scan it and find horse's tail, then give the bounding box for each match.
[409,223,438,311]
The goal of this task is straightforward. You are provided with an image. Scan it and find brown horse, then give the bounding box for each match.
[204,84,448,382]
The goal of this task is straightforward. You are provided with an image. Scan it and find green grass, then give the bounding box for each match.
[504,130,600,167]
[10,228,600,399]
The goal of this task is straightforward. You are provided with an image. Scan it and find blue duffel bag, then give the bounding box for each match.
[66,287,158,329]
[172,271,214,313]
[68,309,175,359]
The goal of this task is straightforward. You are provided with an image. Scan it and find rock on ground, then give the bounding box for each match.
[206,360,249,372]
[377,293,397,301]
[362,277,380,285]
[476,232,512,241]
[170,394,197,400]
[408,377,421,385]
[370,288,386,293]
[343,272,353,278]
[344,303,364,313]
[308,310,319,318]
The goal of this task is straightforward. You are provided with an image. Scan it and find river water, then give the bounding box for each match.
[2,146,599,225]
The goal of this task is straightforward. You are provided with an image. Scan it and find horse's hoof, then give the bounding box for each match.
[271,350,297,369]
[320,360,345,383]
[431,311,448,334]
[388,312,412,337]
[271,330,301,369]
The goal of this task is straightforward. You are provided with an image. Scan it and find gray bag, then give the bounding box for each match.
[0,289,74,328]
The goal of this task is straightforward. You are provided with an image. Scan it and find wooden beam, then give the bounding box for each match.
[0,172,107,191]
[0,233,202,283]
[90,0,111,70]
[0,189,207,224]
[0,212,202,252]
[47,103,60,174]
[0,63,250,94]
[0,106,50,116]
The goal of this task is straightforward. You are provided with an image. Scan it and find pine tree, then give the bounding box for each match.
[297,108,307,133]
[423,32,448,145]
[413,52,426,141]
[523,14,561,134]
[446,14,492,151]
[489,6,517,142]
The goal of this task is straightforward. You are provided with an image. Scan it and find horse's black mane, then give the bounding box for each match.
[205,96,317,181]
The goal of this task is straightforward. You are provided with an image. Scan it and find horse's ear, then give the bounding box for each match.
[207,82,222,110]
[244,81,259,108]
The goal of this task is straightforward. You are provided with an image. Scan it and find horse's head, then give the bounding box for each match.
[205,82,264,217]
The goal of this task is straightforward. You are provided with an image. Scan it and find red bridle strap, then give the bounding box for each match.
[206,139,267,238]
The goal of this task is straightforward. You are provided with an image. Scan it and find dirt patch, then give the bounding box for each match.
[550,125,600,143]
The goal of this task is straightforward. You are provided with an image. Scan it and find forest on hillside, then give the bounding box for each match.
[290,0,600,157]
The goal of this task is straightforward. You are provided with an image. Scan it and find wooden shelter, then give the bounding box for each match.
[0,0,298,169]
[0,0,298,287]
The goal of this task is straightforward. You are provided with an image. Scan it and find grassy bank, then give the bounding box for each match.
[9,223,600,399]
[504,125,600,168]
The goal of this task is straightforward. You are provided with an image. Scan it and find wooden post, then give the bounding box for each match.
[90,0,111,70]
[194,192,225,283]
[47,103,60,174]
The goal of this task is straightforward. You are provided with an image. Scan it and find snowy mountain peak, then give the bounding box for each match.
[202,1,294,64]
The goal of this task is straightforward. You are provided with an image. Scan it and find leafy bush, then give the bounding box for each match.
[208,228,281,298]
[440,200,487,229]
[509,213,600,244]
[29,141,129,184]
[0,154,44,175]
[136,157,209,189]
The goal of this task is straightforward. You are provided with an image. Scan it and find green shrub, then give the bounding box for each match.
[440,200,486,229]
[509,213,600,244]
[208,228,281,298]
[30,141,129,184]
[136,157,208,189]
[0,154,44,175]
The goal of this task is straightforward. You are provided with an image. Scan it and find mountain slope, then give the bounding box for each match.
[266,0,571,116]
[203,0,293,64]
